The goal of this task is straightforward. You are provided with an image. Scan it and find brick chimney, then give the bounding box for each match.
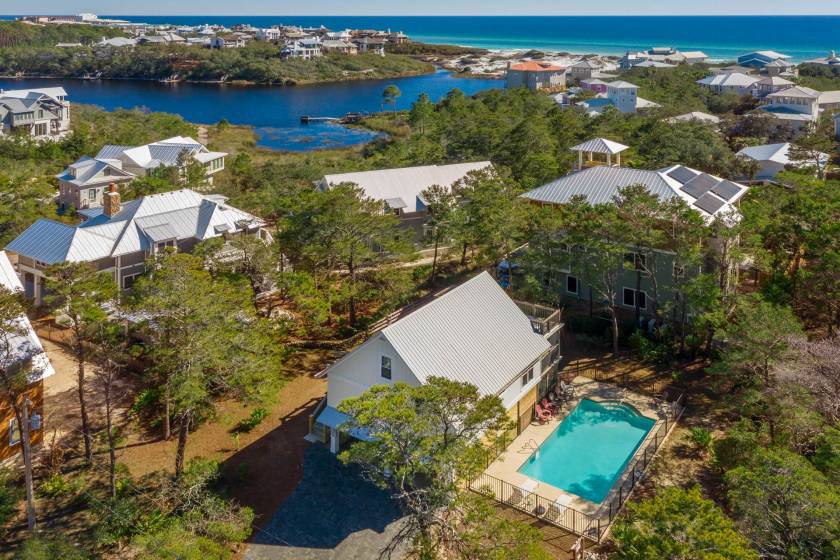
[103,182,120,217]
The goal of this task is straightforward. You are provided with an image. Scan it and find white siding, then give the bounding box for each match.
[326,334,422,408]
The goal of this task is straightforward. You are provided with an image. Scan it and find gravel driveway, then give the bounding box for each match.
[245,445,407,560]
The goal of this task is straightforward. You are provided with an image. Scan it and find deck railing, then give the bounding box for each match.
[515,300,563,335]
[470,472,602,541]
[474,391,686,543]
[598,392,685,528]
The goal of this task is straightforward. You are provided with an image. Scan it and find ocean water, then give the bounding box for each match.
[87,15,840,62]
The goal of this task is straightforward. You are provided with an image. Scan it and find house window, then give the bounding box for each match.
[623,288,647,309]
[521,368,534,387]
[122,273,141,290]
[380,356,392,380]
[566,275,578,294]
[673,263,685,279]
[88,189,97,200]
[8,418,20,446]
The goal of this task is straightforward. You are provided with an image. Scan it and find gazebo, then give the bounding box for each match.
[570,138,629,170]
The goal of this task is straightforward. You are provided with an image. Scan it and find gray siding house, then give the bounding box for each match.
[4,188,268,305]
[56,158,135,211]
[521,146,748,316]
[0,87,70,140]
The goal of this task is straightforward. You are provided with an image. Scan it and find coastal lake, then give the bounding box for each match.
[0,71,501,151]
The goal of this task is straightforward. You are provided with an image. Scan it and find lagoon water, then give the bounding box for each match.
[0,71,501,151]
[95,15,840,62]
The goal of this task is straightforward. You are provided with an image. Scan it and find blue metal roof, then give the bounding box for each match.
[315,406,373,441]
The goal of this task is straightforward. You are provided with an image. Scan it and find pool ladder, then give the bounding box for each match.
[523,438,540,459]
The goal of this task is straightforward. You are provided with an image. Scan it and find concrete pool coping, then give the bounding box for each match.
[481,376,667,517]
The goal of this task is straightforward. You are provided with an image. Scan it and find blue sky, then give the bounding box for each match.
[4,1,840,15]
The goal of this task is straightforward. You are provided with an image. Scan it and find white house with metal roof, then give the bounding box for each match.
[310,271,562,453]
[317,162,492,243]
[4,189,267,304]
[697,72,761,95]
[0,251,54,461]
[95,136,227,184]
[0,87,70,140]
[736,142,830,180]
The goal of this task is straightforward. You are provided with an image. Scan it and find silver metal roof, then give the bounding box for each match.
[380,272,551,397]
[5,189,264,263]
[0,251,55,382]
[570,138,629,155]
[321,162,492,213]
[523,166,677,206]
[523,164,748,221]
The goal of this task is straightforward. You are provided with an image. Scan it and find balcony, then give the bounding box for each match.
[515,300,562,336]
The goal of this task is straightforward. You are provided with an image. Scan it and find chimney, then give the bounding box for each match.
[103,182,120,217]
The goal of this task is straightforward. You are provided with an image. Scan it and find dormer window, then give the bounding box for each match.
[380,356,392,380]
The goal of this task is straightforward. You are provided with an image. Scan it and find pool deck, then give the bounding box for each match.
[480,376,666,517]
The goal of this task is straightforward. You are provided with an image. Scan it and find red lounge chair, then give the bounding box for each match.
[540,398,558,415]
[535,403,552,422]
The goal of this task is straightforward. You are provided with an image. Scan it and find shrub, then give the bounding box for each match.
[686,427,714,456]
[236,408,269,433]
[37,473,70,498]
[13,535,89,560]
[0,468,21,525]
[94,495,168,547]
[132,523,230,560]
[130,388,160,417]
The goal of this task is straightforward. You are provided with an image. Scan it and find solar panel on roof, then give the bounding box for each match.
[681,174,719,198]
[694,193,726,215]
[667,166,699,184]
[711,180,743,201]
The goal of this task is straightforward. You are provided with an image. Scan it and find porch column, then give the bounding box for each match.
[329,427,339,454]
[34,275,42,306]
[577,151,583,170]
[607,153,612,166]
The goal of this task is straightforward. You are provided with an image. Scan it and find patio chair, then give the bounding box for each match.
[510,478,538,508]
[540,397,559,415]
[543,494,572,523]
[534,403,552,423]
[560,380,575,398]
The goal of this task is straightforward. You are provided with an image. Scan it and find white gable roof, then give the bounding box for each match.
[0,251,54,383]
[737,142,829,167]
[378,272,551,397]
[320,162,492,212]
[6,189,264,264]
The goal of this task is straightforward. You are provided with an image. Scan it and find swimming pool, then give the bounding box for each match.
[518,398,655,503]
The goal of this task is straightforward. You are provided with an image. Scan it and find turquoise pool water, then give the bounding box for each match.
[518,399,655,503]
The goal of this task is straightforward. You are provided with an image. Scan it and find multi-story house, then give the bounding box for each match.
[94,136,227,182]
[5,188,268,304]
[0,87,70,140]
[520,141,748,316]
[737,50,792,69]
[309,271,562,453]
[56,156,135,212]
[505,61,567,91]
[281,39,322,59]
[56,136,227,211]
